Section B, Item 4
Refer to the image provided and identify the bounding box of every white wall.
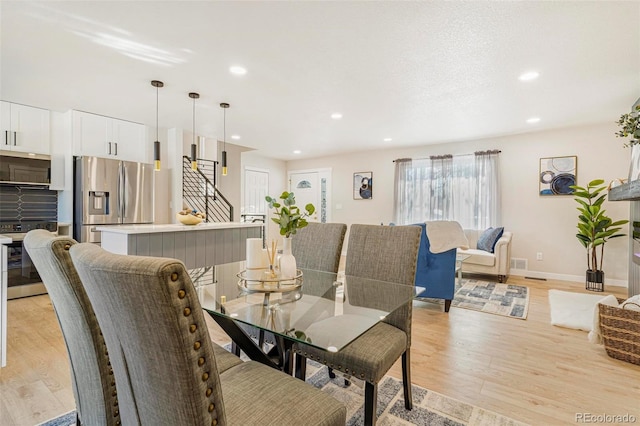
[285,121,631,284]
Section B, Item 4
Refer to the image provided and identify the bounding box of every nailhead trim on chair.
[169,269,220,425]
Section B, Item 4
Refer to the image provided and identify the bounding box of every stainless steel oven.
[0,221,57,299]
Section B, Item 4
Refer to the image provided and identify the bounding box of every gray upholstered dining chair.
[24,230,242,426]
[70,243,346,426]
[235,222,347,354]
[23,230,120,426]
[292,222,347,272]
[293,224,421,426]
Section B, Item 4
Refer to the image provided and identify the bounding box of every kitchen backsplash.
[0,184,57,222]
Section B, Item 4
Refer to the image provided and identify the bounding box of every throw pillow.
[477,227,504,253]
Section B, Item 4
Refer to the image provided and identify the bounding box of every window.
[393,151,501,229]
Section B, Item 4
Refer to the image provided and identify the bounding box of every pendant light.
[151,80,164,171]
[189,92,200,171]
[220,102,229,176]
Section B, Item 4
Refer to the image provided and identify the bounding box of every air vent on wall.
[511,258,528,270]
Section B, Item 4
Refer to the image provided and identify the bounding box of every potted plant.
[615,103,640,147]
[265,191,315,278]
[615,103,640,181]
[570,179,629,291]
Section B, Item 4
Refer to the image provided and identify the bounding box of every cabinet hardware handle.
[108,142,112,155]
[114,142,118,156]
[12,131,17,146]
[3,131,7,145]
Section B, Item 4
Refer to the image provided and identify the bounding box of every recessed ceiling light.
[231,135,240,140]
[293,150,302,154]
[519,71,539,81]
[383,138,392,142]
[229,65,247,75]
[331,113,342,119]
[526,117,541,123]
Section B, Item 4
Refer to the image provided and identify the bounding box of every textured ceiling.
[1,1,639,160]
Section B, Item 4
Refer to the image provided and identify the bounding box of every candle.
[246,238,267,269]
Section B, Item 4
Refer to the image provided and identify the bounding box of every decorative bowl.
[176,213,203,225]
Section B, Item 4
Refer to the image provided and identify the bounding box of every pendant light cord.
[193,96,196,145]
[223,107,226,152]
[155,85,159,141]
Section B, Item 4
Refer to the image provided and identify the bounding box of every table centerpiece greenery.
[265,191,315,237]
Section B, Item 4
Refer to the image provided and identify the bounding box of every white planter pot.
[629,144,640,182]
[278,236,297,279]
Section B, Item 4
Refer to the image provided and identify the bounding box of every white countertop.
[0,235,12,244]
[96,222,262,235]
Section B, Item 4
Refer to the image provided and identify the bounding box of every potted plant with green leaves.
[265,191,315,278]
[615,102,640,181]
[570,179,628,291]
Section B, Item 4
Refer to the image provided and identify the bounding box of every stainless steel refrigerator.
[74,156,154,243]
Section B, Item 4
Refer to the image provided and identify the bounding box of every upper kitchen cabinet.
[72,110,147,163]
[0,101,51,155]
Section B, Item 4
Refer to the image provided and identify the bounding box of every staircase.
[182,156,233,222]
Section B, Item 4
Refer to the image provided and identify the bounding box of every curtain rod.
[393,149,501,162]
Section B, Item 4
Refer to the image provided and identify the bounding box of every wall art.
[539,156,577,196]
[354,172,373,200]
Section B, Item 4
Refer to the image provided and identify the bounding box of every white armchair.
[457,229,513,283]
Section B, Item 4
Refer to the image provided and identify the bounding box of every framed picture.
[353,172,373,200]
[539,156,577,196]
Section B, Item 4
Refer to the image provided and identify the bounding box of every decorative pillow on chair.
[477,227,504,253]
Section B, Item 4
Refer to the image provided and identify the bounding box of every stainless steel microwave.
[0,150,51,185]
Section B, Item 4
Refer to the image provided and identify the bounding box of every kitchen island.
[97,222,263,269]
[1,235,12,367]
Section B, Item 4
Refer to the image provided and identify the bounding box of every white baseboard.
[510,269,628,288]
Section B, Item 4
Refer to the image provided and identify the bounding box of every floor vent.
[511,258,528,270]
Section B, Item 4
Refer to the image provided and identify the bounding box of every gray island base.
[97,223,263,269]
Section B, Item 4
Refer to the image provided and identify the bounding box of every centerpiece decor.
[266,191,315,279]
[615,103,640,181]
[570,179,628,291]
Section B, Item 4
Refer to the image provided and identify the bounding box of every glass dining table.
[192,261,421,376]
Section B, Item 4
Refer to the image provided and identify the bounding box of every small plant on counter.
[615,104,640,147]
[265,191,315,237]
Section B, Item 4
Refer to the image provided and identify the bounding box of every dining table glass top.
[195,261,420,353]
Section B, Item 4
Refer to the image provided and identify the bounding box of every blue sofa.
[412,223,457,312]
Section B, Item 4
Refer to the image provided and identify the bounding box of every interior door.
[289,171,320,222]
[244,168,269,216]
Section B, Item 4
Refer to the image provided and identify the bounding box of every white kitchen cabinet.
[72,110,147,163]
[0,101,51,155]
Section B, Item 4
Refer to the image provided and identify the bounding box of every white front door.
[288,168,331,223]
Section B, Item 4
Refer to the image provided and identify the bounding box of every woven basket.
[598,298,640,365]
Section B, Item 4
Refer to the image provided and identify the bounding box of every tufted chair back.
[23,230,120,426]
[70,243,226,426]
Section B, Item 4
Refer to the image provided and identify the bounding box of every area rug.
[39,360,527,426]
[453,279,529,319]
[419,278,530,319]
[548,289,615,331]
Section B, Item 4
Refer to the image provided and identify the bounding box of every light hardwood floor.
[1,276,639,425]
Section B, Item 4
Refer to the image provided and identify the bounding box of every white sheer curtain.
[474,150,501,229]
[393,158,412,224]
[393,150,501,228]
